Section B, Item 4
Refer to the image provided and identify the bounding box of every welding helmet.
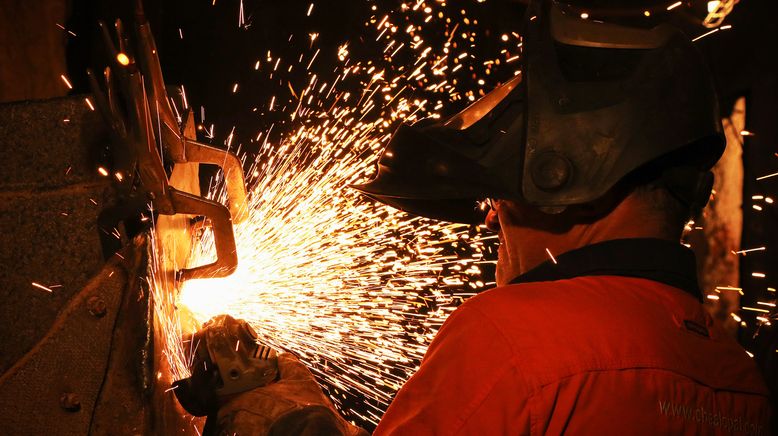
[353,1,724,223]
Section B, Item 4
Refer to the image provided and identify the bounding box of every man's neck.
[499,193,679,281]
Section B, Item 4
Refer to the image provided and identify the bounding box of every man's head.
[354,1,724,283]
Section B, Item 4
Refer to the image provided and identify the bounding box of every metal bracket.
[87,1,247,280]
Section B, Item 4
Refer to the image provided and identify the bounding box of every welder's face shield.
[351,74,526,224]
[353,1,724,224]
[444,76,521,131]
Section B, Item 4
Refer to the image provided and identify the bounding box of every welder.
[204,1,773,434]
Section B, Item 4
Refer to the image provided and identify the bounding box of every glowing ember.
[116,52,130,66]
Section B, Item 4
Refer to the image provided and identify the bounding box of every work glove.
[204,352,368,436]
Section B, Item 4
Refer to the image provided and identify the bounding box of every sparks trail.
[154,1,521,426]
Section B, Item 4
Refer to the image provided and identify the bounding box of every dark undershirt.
[508,238,703,302]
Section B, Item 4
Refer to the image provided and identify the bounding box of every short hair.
[630,184,691,239]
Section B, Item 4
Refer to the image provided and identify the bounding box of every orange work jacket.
[375,238,772,435]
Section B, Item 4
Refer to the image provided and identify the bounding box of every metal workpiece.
[0,95,119,375]
[90,236,156,436]
[87,1,248,281]
[0,238,150,435]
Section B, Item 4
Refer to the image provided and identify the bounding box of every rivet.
[530,152,572,192]
[60,392,81,412]
[87,296,107,318]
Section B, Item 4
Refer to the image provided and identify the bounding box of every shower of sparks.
[150,226,199,383]
[143,0,778,429]
[148,1,519,426]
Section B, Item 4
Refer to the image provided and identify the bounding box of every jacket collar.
[508,238,702,302]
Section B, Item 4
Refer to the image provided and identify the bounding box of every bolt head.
[530,151,572,192]
[60,392,81,412]
[87,296,107,318]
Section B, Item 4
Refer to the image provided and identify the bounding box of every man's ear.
[485,206,501,232]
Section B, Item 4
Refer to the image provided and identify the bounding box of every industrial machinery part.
[172,315,279,417]
[87,0,248,280]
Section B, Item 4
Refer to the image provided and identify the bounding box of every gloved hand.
[204,352,368,436]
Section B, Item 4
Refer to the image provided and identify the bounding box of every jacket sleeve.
[374,304,532,435]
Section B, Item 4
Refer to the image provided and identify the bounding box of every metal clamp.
[88,1,247,280]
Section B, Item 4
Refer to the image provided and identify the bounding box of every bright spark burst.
[149,0,517,426]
